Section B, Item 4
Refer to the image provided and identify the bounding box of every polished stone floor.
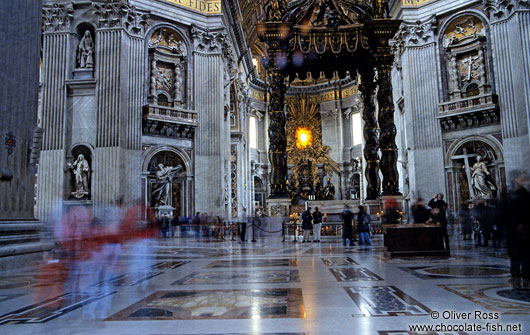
[1,232,529,335]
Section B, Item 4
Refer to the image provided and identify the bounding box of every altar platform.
[383,224,450,257]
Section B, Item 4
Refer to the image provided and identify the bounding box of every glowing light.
[295,127,312,150]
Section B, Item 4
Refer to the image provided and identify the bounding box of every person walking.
[312,207,323,243]
[341,205,354,246]
[357,206,372,245]
[301,207,313,243]
[499,170,530,289]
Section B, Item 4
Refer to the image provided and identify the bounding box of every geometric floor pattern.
[0,230,528,334]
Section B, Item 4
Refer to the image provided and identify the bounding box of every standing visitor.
[240,208,248,242]
[301,206,313,243]
[357,206,372,245]
[341,205,354,246]
[427,207,450,250]
[499,170,530,289]
[458,201,473,240]
[411,198,430,224]
[312,207,323,243]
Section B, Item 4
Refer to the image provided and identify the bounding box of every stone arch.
[142,146,192,176]
[445,135,504,167]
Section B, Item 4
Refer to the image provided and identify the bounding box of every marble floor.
[0,232,529,335]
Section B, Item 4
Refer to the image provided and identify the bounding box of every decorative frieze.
[93,1,149,35]
[483,0,530,21]
[43,3,73,33]
[391,16,437,57]
[191,26,235,70]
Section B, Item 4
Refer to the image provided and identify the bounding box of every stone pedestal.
[384,224,450,257]
[73,68,93,80]
[266,198,291,218]
[155,205,175,218]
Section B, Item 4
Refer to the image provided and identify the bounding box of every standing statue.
[470,155,496,198]
[174,62,185,106]
[323,177,336,200]
[68,154,90,199]
[77,31,94,69]
[152,164,182,206]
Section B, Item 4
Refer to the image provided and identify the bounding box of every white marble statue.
[152,164,182,206]
[68,154,90,198]
[471,155,496,198]
[77,31,94,68]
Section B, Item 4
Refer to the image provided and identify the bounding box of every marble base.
[155,205,175,218]
[72,68,93,80]
[266,198,291,218]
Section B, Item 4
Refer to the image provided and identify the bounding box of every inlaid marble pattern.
[304,247,384,255]
[400,265,510,279]
[206,259,298,268]
[172,270,300,285]
[106,289,306,320]
[329,268,383,282]
[0,291,115,324]
[377,255,476,264]
[321,257,359,266]
[345,286,432,317]
[440,284,530,314]
[92,271,164,287]
[152,260,191,269]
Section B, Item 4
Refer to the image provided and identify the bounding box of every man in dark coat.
[499,170,530,289]
[412,198,430,224]
[301,207,313,243]
[312,207,323,243]
[427,207,449,250]
[357,206,372,245]
[428,193,448,226]
[341,205,354,246]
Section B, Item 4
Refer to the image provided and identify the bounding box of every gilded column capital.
[483,0,530,21]
[43,3,74,33]
[93,1,149,35]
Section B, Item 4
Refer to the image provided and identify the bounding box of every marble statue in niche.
[77,31,94,68]
[68,154,90,199]
[323,177,336,200]
[174,62,185,106]
[470,155,496,199]
[153,63,173,91]
[153,164,182,207]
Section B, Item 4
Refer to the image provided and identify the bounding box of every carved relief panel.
[442,16,491,101]
[148,28,187,108]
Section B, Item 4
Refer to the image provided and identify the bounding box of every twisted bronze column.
[360,67,381,200]
[267,66,288,198]
[377,62,401,195]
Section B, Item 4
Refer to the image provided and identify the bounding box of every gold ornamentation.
[295,127,312,150]
[286,94,339,190]
[163,0,221,15]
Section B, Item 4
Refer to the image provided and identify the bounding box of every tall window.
[249,116,258,149]
[352,113,362,146]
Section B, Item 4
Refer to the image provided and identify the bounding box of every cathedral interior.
[0,0,530,334]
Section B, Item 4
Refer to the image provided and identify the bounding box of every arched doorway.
[144,149,191,217]
[253,176,265,209]
[445,136,505,211]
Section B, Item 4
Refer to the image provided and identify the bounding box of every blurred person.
[312,207,323,243]
[458,201,474,240]
[179,214,190,237]
[357,205,372,246]
[428,193,448,226]
[341,205,354,246]
[473,198,494,247]
[240,208,248,242]
[301,206,313,243]
[499,170,530,289]
[381,198,400,225]
[200,212,209,237]
[33,249,68,311]
[191,212,201,239]
[427,206,449,250]
[159,213,170,238]
[411,198,430,224]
